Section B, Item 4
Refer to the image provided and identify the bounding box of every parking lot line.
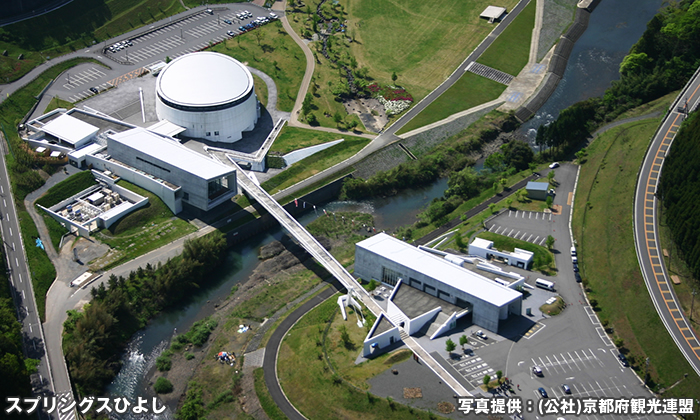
[526,234,533,242]
[538,237,546,245]
[508,228,514,237]
[566,351,581,370]
[545,355,560,374]
[515,230,520,238]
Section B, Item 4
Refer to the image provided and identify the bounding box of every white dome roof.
[156,52,253,108]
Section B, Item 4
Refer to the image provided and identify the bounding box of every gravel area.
[537,0,578,62]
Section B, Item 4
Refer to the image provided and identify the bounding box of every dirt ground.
[343,98,388,133]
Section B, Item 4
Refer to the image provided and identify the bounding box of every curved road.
[633,65,700,378]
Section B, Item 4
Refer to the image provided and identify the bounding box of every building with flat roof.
[86,127,237,214]
[468,237,534,269]
[155,52,259,142]
[480,6,507,22]
[355,233,522,333]
[526,181,549,200]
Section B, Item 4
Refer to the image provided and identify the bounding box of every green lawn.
[43,96,74,114]
[476,0,536,76]
[278,297,449,419]
[262,137,370,195]
[254,368,287,420]
[209,20,305,112]
[477,231,554,272]
[35,171,96,208]
[572,118,700,399]
[0,0,183,81]
[90,181,197,270]
[271,126,364,155]
[397,72,507,135]
[253,74,269,109]
[18,209,56,321]
[41,211,68,251]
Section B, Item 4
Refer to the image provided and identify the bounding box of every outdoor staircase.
[466,62,514,85]
[426,312,451,338]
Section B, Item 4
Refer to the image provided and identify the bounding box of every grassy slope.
[397,71,507,134]
[271,125,364,155]
[476,0,536,76]
[0,0,183,81]
[252,74,268,108]
[573,118,700,398]
[35,171,96,208]
[347,0,519,101]
[209,20,305,112]
[477,231,554,271]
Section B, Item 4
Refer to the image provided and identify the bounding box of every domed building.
[155,51,259,142]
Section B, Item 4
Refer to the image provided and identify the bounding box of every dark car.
[618,353,629,367]
[223,19,232,24]
[574,272,582,283]
[538,387,548,398]
[89,87,99,94]
[561,384,571,394]
[573,263,579,272]
[239,26,246,31]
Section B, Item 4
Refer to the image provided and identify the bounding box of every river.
[106,0,665,417]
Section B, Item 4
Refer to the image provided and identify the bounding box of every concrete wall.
[156,93,259,143]
[408,306,441,336]
[355,245,505,332]
[87,154,182,214]
[429,311,458,340]
[363,314,401,358]
[468,242,533,269]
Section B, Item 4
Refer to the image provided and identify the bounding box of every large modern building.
[355,233,523,334]
[86,127,237,214]
[155,52,259,143]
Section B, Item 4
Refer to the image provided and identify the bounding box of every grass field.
[90,181,196,270]
[346,0,519,101]
[396,72,507,135]
[18,208,56,321]
[43,96,74,114]
[0,0,184,81]
[253,74,268,108]
[477,231,554,272]
[261,137,370,194]
[572,118,700,399]
[271,125,362,155]
[476,0,536,76]
[209,20,305,112]
[278,297,449,419]
[41,211,68,251]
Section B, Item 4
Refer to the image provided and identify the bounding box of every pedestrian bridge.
[233,165,383,315]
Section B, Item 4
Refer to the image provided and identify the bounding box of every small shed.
[480,6,507,23]
[526,181,549,201]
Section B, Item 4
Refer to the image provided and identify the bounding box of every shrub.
[154,377,173,394]
[156,356,171,371]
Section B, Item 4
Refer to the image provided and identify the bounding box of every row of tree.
[63,232,228,396]
[659,111,700,281]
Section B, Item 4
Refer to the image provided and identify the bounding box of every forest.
[63,232,228,396]
[659,111,700,281]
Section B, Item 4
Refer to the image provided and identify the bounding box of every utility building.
[526,181,549,200]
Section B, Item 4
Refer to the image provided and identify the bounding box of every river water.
[106,1,666,417]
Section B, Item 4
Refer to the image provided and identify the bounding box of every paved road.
[633,65,700,378]
[0,138,75,419]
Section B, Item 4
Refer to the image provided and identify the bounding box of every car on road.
[223,19,232,24]
[532,366,543,376]
[573,263,579,272]
[227,30,235,36]
[618,353,629,367]
[572,255,578,264]
[475,330,487,340]
[549,162,560,169]
[574,272,582,282]
[89,87,99,94]
[561,384,571,394]
[538,387,548,398]
[205,8,213,14]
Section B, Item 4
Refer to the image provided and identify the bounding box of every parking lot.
[486,209,556,246]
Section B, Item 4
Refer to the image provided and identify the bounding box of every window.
[136,157,170,173]
[183,192,189,201]
[214,131,219,136]
[381,267,402,286]
[206,132,211,136]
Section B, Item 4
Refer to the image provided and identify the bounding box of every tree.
[547,171,555,184]
[506,198,513,209]
[392,71,398,82]
[501,140,534,171]
[489,203,497,214]
[165,56,171,63]
[302,93,313,115]
[484,152,506,173]
[483,374,491,386]
[454,232,465,251]
[254,30,266,46]
[339,325,352,349]
[546,195,553,209]
[496,370,503,382]
[459,334,468,349]
[445,338,456,355]
[333,111,343,127]
[493,181,500,194]
[447,167,479,198]
[546,235,555,250]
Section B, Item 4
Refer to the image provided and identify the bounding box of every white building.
[468,237,534,269]
[155,52,259,143]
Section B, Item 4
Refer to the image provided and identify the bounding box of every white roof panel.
[357,233,521,307]
[156,52,253,107]
[68,142,107,159]
[481,6,507,19]
[147,120,187,137]
[42,113,98,145]
[109,127,235,180]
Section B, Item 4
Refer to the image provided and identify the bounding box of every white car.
[549,162,560,169]
[475,330,488,340]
